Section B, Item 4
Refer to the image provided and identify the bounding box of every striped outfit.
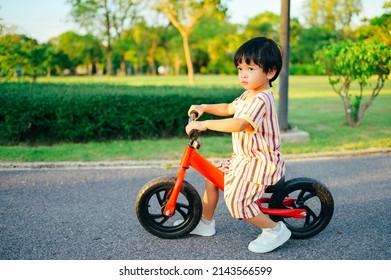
[218,90,285,219]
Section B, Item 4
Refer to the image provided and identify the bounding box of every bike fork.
[162,143,195,217]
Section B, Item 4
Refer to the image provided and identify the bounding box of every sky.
[0,0,387,43]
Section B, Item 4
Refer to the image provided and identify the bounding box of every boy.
[185,37,291,253]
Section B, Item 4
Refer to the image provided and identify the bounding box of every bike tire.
[269,177,334,239]
[135,176,202,239]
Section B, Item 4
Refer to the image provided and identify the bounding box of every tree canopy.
[1,0,390,82]
[315,40,391,126]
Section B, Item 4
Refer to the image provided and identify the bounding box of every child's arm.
[188,102,235,118]
[186,117,252,135]
[186,102,252,135]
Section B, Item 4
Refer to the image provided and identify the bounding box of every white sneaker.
[248,221,291,253]
[174,218,216,237]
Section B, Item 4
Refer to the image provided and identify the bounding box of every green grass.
[1,75,390,162]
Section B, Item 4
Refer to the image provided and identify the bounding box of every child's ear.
[267,67,277,80]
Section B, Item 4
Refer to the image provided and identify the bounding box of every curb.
[0,148,390,170]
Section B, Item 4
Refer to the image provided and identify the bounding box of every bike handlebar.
[188,110,199,140]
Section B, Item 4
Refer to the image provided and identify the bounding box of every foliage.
[67,0,143,75]
[355,3,391,46]
[0,34,47,81]
[49,31,103,75]
[314,40,391,126]
[244,11,280,42]
[289,64,323,75]
[290,26,339,65]
[2,0,390,81]
[159,0,228,84]
[0,82,239,145]
[192,12,239,75]
[1,76,390,161]
[303,0,362,31]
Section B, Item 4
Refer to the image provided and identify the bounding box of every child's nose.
[240,71,248,78]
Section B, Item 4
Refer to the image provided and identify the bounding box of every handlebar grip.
[189,129,199,140]
[190,110,198,119]
[188,110,199,123]
[188,110,199,140]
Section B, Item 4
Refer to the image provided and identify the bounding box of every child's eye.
[249,67,254,71]
[237,67,242,71]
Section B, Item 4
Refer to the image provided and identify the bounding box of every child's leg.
[246,212,291,253]
[245,212,276,229]
[182,179,218,237]
[201,179,219,221]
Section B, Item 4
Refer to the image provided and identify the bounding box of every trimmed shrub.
[0,82,240,145]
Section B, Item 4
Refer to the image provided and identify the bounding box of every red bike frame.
[163,140,307,219]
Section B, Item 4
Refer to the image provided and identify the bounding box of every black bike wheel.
[135,176,202,239]
[269,177,334,239]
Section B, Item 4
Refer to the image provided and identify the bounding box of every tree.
[67,0,143,75]
[245,11,280,42]
[49,32,103,75]
[303,0,362,33]
[115,20,166,75]
[40,43,72,76]
[191,5,237,75]
[0,34,46,82]
[355,2,391,46]
[290,26,338,67]
[159,0,227,84]
[314,40,391,126]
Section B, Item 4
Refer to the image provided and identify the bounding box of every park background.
[0,0,390,162]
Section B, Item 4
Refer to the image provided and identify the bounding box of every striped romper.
[218,90,285,220]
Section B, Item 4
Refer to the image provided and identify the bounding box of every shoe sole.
[174,220,216,237]
[190,230,216,237]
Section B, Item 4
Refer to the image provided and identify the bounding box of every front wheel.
[269,177,334,239]
[135,176,202,239]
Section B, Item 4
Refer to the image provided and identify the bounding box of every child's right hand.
[188,105,204,119]
[186,121,207,135]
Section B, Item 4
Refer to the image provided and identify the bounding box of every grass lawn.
[1,75,390,162]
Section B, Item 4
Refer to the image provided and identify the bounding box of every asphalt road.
[0,154,390,260]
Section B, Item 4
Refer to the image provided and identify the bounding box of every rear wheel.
[269,177,334,239]
[135,176,202,239]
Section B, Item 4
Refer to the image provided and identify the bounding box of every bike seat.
[265,176,285,193]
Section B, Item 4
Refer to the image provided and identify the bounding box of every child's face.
[236,60,276,92]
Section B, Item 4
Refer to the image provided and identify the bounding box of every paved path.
[1,153,390,260]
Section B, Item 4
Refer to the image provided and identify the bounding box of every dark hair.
[234,37,282,87]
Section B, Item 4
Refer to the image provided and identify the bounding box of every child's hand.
[186,121,207,135]
[188,105,204,119]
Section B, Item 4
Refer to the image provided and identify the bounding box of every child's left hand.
[186,121,207,135]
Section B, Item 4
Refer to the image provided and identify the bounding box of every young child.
[185,37,291,253]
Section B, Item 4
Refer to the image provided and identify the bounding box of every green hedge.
[290,64,324,75]
[0,82,240,145]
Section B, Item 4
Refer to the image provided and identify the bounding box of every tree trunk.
[356,96,376,126]
[92,62,97,75]
[182,33,194,84]
[340,95,358,126]
[147,40,158,75]
[174,54,181,75]
[119,49,126,76]
[103,0,113,75]
[106,53,113,76]
[160,0,194,84]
